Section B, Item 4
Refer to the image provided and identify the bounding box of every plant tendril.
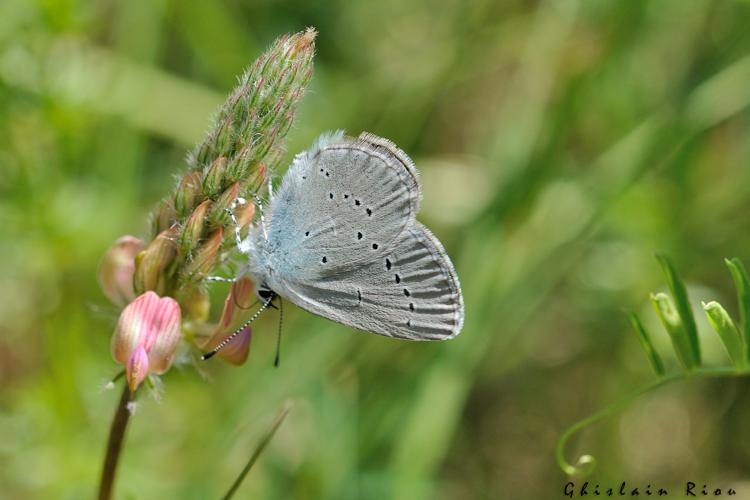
[556,367,747,476]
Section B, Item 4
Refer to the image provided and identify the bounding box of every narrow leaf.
[725,257,750,363]
[628,312,665,377]
[702,301,745,369]
[650,293,696,370]
[656,254,701,366]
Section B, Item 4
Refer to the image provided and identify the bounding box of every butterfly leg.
[205,276,236,283]
[267,175,274,202]
[224,198,246,249]
[252,193,269,242]
[202,199,247,284]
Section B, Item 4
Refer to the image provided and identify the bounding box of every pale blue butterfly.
[204,131,464,359]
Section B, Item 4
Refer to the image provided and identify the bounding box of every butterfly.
[203,131,463,359]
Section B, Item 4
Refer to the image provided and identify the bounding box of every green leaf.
[628,312,665,377]
[650,293,696,370]
[725,257,750,363]
[702,301,745,369]
[656,254,701,367]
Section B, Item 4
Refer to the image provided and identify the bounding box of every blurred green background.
[3,0,750,498]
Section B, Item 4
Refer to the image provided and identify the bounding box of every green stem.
[222,401,293,500]
[98,384,132,500]
[556,367,747,476]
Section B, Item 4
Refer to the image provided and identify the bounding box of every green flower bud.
[209,183,240,227]
[179,200,212,255]
[174,171,202,217]
[133,228,178,294]
[202,156,227,199]
[190,28,316,185]
[183,228,223,281]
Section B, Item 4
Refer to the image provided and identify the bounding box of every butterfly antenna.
[201,296,274,361]
[274,297,283,367]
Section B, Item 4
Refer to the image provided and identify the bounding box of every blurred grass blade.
[702,301,745,370]
[650,293,696,371]
[655,254,701,367]
[628,312,665,377]
[222,401,292,500]
[725,257,750,364]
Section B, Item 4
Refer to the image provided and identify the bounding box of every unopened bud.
[210,183,240,227]
[99,236,145,307]
[133,228,178,294]
[202,156,227,198]
[174,171,202,217]
[181,287,210,322]
[152,200,177,237]
[179,200,211,254]
[183,228,223,280]
[211,325,252,366]
[236,199,256,228]
[202,277,255,366]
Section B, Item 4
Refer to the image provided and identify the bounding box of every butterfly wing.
[257,131,464,340]
[262,131,421,274]
[271,222,464,340]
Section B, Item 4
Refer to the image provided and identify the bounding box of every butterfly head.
[257,281,277,302]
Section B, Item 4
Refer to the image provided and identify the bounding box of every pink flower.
[98,236,145,307]
[112,291,182,391]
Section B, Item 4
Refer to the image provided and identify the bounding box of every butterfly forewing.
[264,133,420,274]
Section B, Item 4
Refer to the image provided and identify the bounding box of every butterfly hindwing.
[270,222,464,340]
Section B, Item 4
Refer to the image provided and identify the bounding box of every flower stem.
[556,366,749,476]
[98,384,132,500]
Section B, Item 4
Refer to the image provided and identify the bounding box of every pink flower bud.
[212,324,252,366]
[98,236,145,307]
[204,277,255,365]
[133,228,178,294]
[112,291,182,391]
[219,277,255,331]
[236,200,256,229]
